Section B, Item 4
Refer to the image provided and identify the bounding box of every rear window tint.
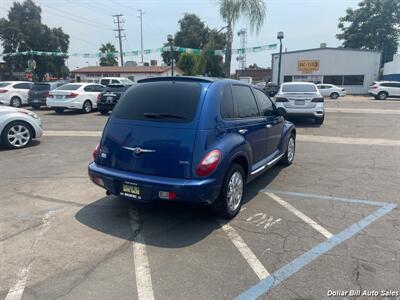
[113,82,202,123]
[282,84,317,93]
[56,84,81,91]
[105,85,130,92]
[0,82,11,88]
[232,85,260,118]
[32,84,51,91]
[220,85,234,119]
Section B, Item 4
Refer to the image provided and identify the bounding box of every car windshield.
[282,84,317,93]
[120,78,133,84]
[113,81,202,123]
[55,84,81,91]
[0,82,11,87]
[31,83,51,91]
[105,85,130,92]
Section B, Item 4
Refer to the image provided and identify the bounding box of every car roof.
[282,82,316,85]
[137,76,218,84]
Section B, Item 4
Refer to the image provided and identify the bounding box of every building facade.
[383,54,400,81]
[271,47,381,94]
[70,66,183,83]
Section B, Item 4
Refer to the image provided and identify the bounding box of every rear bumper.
[276,103,324,117]
[28,98,47,106]
[97,102,116,111]
[88,162,221,204]
[47,98,84,110]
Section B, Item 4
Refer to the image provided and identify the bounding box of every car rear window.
[113,81,202,123]
[56,84,81,91]
[105,85,130,92]
[32,83,51,91]
[282,84,317,93]
[0,82,11,88]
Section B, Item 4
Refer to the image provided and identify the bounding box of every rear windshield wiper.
[143,113,187,119]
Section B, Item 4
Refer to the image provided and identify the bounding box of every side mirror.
[275,107,287,118]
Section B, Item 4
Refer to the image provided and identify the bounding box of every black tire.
[378,92,388,100]
[10,96,22,108]
[99,110,109,115]
[315,115,324,125]
[330,92,339,99]
[374,96,379,100]
[54,108,64,114]
[1,121,33,149]
[82,100,92,113]
[212,163,245,219]
[280,133,295,166]
[31,105,41,110]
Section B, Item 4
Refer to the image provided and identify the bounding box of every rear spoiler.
[137,76,216,84]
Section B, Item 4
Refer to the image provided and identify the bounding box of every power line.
[137,9,144,64]
[113,14,125,66]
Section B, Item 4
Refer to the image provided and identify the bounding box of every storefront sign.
[298,60,319,73]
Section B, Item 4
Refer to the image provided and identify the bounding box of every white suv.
[0,81,33,107]
[99,77,134,86]
[316,84,346,99]
[368,81,400,100]
[275,82,325,124]
[46,83,105,114]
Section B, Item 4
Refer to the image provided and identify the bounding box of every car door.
[253,88,284,158]
[230,84,268,168]
[318,85,328,97]
[13,82,32,103]
[390,83,400,96]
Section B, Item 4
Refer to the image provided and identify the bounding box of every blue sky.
[0,0,360,71]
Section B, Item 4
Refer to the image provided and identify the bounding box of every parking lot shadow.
[75,165,282,248]
[0,140,41,151]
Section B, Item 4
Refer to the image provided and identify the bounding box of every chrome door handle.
[238,129,248,135]
[265,124,272,128]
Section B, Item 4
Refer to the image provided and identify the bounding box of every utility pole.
[113,14,125,66]
[137,9,144,64]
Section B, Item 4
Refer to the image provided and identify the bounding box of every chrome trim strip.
[250,165,266,175]
[267,153,284,166]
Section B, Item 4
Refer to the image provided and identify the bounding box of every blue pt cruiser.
[89,77,296,219]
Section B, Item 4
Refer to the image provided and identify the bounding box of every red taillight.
[311,97,324,102]
[275,97,289,102]
[370,86,378,89]
[44,91,50,97]
[48,93,54,98]
[93,143,100,160]
[91,176,104,187]
[66,92,78,98]
[0,89,8,93]
[196,150,221,177]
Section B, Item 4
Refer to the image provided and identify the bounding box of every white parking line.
[219,221,270,280]
[297,135,400,147]
[5,210,56,300]
[129,208,154,300]
[264,192,333,239]
[326,108,400,115]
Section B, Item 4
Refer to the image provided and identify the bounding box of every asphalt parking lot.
[0,96,399,300]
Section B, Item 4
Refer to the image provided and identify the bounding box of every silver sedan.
[0,106,43,149]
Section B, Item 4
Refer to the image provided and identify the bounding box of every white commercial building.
[272,47,381,94]
[70,66,183,83]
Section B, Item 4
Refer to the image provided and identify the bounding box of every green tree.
[218,0,266,77]
[177,52,199,75]
[99,43,118,66]
[161,13,226,75]
[194,35,224,77]
[0,0,70,80]
[337,0,400,64]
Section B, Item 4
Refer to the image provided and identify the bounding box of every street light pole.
[277,31,284,86]
[167,34,174,77]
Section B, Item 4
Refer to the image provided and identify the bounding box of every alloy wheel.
[226,171,243,211]
[287,137,295,162]
[7,124,31,148]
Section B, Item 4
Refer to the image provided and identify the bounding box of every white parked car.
[0,106,43,149]
[368,81,400,100]
[46,83,105,114]
[275,82,325,124]
[99,77,134,86]
[0,81,34,107]
[316,84,346,99]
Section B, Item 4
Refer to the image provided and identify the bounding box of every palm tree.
[99,43,118,66]
[218,0,266,77]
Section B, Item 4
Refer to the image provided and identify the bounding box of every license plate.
[56,95,63,99]
[120,182,142,199]
[33,99,40,103]
[295,100,305,105]
[107,96,113,101]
